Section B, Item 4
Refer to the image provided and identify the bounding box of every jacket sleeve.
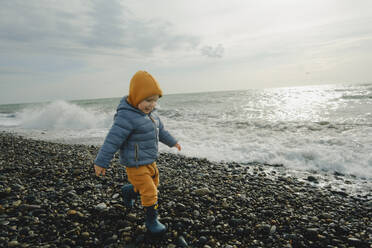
[94,112,133,168]
[158,118,177,147]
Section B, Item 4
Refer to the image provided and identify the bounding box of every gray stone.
[95,203,107,210]
[194,188,210,196]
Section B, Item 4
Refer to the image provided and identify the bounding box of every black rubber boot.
[121,184,138,209]
[145,203,166,234]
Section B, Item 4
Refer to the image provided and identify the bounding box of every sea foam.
[1,84,371,180]
[17,100,112,130]
[160,115,372,179]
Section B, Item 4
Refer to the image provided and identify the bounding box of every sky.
[1,0,372,104]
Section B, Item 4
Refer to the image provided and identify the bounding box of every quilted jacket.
[94,97,177,168]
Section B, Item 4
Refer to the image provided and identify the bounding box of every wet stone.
[177,236,188,247]
[194,188,210,196]
[127,213,137,222]
[8,240,19,247]
[95,202,107,210]
[193,210,200,217]
[199,236,208,245]
[67,210,77,215]
[347,237,362,246]
[305,228,319,240]
[307,176,318,183]
[1,221,10,226]
[81,232,90,239]
[0,133,371,248]
[260,224,271,235]
[270,225,277,235]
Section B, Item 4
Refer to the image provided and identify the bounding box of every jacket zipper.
[149,115,158,141]
[135,144,139,162]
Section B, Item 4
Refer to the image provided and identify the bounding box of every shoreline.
[0,132,371,247]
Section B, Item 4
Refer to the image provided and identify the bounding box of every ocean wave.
[157,109,183,118]
[0,113,16,118]
[211,120,369,133]
[0,113,19,127]
[161,123,372,179]
[341,94,372,100]
[17,100,112,130]
[2,84,371,179]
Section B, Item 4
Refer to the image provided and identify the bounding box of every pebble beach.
[0,132,371,247]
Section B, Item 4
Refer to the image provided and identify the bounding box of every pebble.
[95,202,107,210]
[270,225,277,234]
[199,235,208,245]
[81,232,90,239]
[0,133,371,248]
[193,210,200,217]
[194,188,210,196]
[67,210,77,215]
[348,237,362,245]
[305,228,319,240]
[127,213,137,222]
[8,240,19,247]
[307,176,318,183]
[12,200,22,207]
[177,236,188,247]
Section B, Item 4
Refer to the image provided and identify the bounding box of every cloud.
[85,0,201,54]
[0,1,87,42]
[201,44,224,58]
[0,0,200,56]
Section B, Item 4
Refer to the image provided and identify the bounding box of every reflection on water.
[159,84,372,130]
[261,86,336,123]
[1,83,371,179]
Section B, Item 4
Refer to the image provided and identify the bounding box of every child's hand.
[94,164,106,177]
[174,143,181,151]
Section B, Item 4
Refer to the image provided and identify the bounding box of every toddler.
[94,70,181,234]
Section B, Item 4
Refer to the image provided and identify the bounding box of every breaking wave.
[17,100,112,130]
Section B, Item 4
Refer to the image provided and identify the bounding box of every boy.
[94,70,181,234]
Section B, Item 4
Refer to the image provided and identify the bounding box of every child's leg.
[127,162,165,234]
[150,162,159,188]
[121,184,138,208]
[126,162,159,207]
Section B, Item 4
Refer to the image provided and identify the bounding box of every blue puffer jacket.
[94,97,177,168]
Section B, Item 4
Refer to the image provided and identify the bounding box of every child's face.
[137,95,159,114]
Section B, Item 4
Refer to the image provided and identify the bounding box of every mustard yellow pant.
[126,162,159,207]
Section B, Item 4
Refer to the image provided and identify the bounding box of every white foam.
[17,100,113,130]
[2,85,371,181]
[0,113,20,127]
[160,117,372,179]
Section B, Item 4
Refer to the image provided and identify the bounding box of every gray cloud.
[85,0,200,53]
[84,0,128,48]
[0,0,200,56]
[201,44,224,58]
[0,1,85,44]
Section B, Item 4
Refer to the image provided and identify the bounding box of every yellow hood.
[127,71,163,107]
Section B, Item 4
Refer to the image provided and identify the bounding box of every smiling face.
[137,95,159,114]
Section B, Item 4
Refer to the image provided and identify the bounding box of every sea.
[1,83,371,198]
